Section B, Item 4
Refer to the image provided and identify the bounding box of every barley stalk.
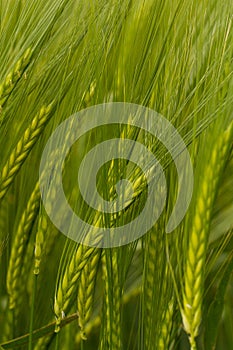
[0,48,32,109]
[181,121,233,349]
[77,248,101,340]
[0,196,9,258]
[0,198,8,239]
[6,182,40,309]
[0,102,54,201]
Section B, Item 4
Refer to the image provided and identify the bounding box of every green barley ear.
[0,102,54,201]
[54,211,103,332]
[54,244,97,332]
[33,144,71,277]
[77,249,101,339]
[0,48,32,110]
[6,182,40,309]
[181,120,233,349]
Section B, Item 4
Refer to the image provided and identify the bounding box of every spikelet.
[181,121,233,349]
[33,211,48,275]
[33,334,53,350]
[77,249,101,340]
[82,80,96,107]
[0,48,32,109]
[157,298,174,350]
[0,103,54,200]
[6,182,40,309]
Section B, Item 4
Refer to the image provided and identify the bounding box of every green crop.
[0,1,232,349]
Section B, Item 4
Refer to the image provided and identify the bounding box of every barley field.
[0,1,233,349]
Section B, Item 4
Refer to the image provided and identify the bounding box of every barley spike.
[6,182,40,309]
[0,102,54,200]
[0,48,32,108]
[77,248,101,340]
[181,121,233,349]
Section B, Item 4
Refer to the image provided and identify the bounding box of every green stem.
[189,335,197,350]
[55,332,59,350]
[28,274,37,350]
[0,313,79,349]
